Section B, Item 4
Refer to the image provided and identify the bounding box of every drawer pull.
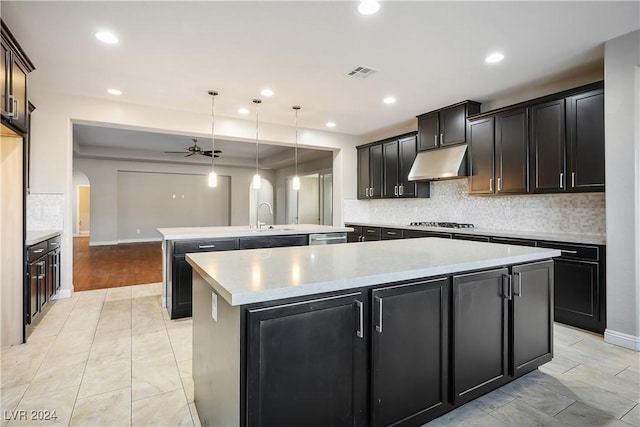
[198,244,216,249]
[561,250,578,255]
[33,249,45,254]
[50,242,59,247]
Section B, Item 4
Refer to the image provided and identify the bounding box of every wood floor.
[73,236,162,291]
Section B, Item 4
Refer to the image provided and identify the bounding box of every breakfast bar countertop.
[187,237,561,306]
[157,224,352,240]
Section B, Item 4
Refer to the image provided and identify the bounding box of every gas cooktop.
[409,222,475,229]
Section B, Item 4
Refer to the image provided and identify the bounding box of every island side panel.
[193,271,241,427]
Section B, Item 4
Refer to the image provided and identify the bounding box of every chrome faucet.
[257,201,273,229]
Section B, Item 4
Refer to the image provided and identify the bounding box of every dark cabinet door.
[238,234,307,249]
[370,144,383,198]
[467,117,495,194]
[511,261,553,378]
[398,136,418,197]
[417,112,439,151]
[440,104,466,147]
[567,89,605,192]
[495,108,528,194]
[357,147,370,199]
[47,252,56,299]
[452,268,508,405]
[172,255,193,319]
[530,99,566,193]
[0,41,7,116]
[554,258,601,332]
[247,292,367,427]
[371,278,450,427]
[27,260,40,323]
[9,55,28,131]
[382,141,399,198]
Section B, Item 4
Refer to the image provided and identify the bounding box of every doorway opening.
[286,170,332,225]
[78,185,90,236]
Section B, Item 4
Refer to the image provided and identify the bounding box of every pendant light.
[252,99,262,189]
[292,105,301,191]
[207,90,218,187]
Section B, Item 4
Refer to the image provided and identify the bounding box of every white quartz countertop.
[157,224,352,240]
[348,222,606,245]
[187,238,561,306]
[26,230,62,246]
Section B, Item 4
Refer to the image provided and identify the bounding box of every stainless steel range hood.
[407,144,468,181]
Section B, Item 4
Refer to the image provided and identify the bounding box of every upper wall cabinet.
[417,101,481,152]
[358,133,429,200]
[1,20,35,134]
[530,84,604,193]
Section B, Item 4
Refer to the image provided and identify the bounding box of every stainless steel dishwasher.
[308,233,348,245]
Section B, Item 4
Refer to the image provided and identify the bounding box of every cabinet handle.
[198,244,216,249]
[394,185,398,196]
[489,178,494,192]
[399,184,404,196]
[7,95,15,117]
[561,250,578,255]
[497,177,502,191]
[434,135,438,146]
[502,274,512,300]
[571,172,576,188]
[514,272,522,297]
[386,232,396,235]
[33,248,44,254]
[13,98,18,120]
[440,133,444,145]
[370,187,373,197]
[365,187,369,197]
[375,296,383,333]
[356,300,363,339]
[559,173,564,189]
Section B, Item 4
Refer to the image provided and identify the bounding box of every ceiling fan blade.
[185,153,195,157]
[214,154,220,158]
[164,151,187,154]
[213,150,222,153]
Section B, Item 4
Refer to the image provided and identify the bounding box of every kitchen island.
[187,237,561,427]
[157,224,352,318]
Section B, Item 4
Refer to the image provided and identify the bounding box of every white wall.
[71,169,89,236]
[604,30,640,350]
[274,156,333,224]
[74,157,274,245]
[28,92,362,295]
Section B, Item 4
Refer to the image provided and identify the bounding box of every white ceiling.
[2,1,638,138]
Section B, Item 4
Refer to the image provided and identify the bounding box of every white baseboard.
[54,289,72,299]
[604,328,640,351]
[89,240,118,247]
[117,237,162,244]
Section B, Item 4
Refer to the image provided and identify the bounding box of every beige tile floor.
[1,283,639,427]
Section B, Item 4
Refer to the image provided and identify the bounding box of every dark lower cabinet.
[452,268,509,405]
[453,261,553,404]
[25,236,60,326]
[238,234,307,249]
[371,278,450,427]
[246,292,367,427]
[554,258,601,332]
[511,261,553,377]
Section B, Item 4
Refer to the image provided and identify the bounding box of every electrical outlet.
[211,292,218,322]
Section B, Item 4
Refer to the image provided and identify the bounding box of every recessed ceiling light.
[107,88,122,95]
[326,122,336,128]
[95,31,119,44]
[238,107,250,115]
[383,96,396,104]
[358,0,380,15]
[485,53,505,64]
[260,88,274,97]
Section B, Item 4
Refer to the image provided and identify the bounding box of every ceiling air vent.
[347,65,378,79]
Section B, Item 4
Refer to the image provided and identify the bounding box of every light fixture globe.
[358,0,380,15]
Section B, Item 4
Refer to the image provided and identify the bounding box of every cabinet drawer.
[490,237,537,247]
[27,241,48,261]
[48,235,61,251]
[238,235,307,250]
[174,238,237,254]
[363,227,382,239]
[381,228,403,240]
[345,224,362,235]
[538,241,599,261]
[452,234,490,242]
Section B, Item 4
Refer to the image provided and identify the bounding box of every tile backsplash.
[344,179,605,235]
[27,193,65,230]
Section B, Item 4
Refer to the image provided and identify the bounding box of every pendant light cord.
[253,99,262,175]
[209,91,217,172]
[294,106,299,179]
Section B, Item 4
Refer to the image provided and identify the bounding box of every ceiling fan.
[164,138,221,158]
